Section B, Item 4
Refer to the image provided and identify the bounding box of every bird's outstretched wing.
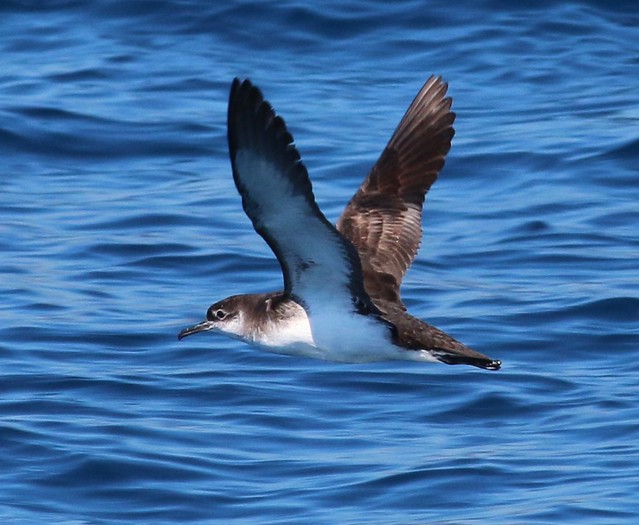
[227,78,379,318]
[337,76,455,309]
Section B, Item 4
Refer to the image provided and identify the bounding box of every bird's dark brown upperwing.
[336,76,455,309]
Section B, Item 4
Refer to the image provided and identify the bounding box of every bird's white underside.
[212,295,439,364]
[235,151,358,314]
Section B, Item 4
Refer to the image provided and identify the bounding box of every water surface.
[1,1,638,523]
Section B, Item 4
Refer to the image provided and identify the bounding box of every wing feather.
[227,78,378,317]
[337,76,456,309]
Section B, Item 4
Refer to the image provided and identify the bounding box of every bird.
[178,76,501,371]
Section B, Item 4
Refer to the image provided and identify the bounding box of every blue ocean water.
[1,0,638,523]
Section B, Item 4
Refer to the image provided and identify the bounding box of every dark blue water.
[2,1,638,523]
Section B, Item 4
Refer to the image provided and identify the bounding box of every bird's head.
[178,295,248,341]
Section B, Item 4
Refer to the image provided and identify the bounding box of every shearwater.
[178,76,501,371]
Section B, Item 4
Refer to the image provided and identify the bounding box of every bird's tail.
[432,349,502,370]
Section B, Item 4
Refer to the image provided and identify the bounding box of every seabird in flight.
[178,76,501,371]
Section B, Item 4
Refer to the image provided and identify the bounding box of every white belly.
[252,302,406,363]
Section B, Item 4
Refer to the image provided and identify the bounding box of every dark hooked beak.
[177,320,215,340]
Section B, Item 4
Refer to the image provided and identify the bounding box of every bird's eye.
[207,307,228,321]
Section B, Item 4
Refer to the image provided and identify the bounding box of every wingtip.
[229,77,246,100]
